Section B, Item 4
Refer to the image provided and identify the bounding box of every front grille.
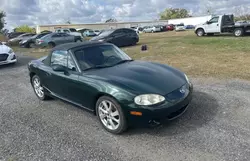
[0,54,8,62]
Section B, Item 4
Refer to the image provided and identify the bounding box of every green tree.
[160,8,191,20]
[235,14,250,21]
[0,11,6,30]
[14,25,35,33]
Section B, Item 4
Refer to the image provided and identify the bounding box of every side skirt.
[43,86,94,113]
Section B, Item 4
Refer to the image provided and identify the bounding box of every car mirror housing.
[52,64,66,72]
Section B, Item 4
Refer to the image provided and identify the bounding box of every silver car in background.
[143,26,161,33]
[35,33,82,48]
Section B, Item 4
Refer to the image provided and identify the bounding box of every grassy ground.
[4,31,250,80]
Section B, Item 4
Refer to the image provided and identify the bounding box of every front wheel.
[75,39,82,42]
[196,29,205,37]
[32,75,49,100]
[234,28,244,37]
[96,96,128,134]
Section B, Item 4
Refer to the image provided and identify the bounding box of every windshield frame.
[71,44,132,72]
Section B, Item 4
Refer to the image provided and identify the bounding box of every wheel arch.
[93,92,120,115]
[195,27,205,33]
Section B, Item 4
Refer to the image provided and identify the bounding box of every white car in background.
[0,41,17,65]
[175,24,186,31]
[143,26,161,33]
[55,28,83,37]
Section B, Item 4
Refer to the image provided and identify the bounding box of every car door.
[45,50,82,103]
[62,33,75,43]
[110,29,124,47]
[51,33,65,45]
[205,16,220,33]
[122,29,135,46]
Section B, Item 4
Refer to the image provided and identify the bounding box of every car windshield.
[98,30,113,37]
[73,44,132,71]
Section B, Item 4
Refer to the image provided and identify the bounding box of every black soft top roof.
[52,41,107,51]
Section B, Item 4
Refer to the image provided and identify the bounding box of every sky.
[1,0,250,29]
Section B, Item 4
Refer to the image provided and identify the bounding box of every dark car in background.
[28,42,193,134]
[8,33,36,45]
[185,25,195,29]
[36,33,82,48]
[90,28,139,47]
[19,32,52,48]
[7,32,26,39]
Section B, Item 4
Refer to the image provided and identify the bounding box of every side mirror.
[52,64,66,72]
[206,21,211,24]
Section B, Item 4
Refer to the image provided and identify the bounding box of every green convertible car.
[28,42,193,134]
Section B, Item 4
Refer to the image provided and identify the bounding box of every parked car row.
[130,24,195,33]
[5,27,139,49]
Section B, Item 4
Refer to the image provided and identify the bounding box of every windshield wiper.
[83,65,111,71]
[113,59,133,66]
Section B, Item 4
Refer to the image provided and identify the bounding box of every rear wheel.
[28,42,35,48]
[96,96,128,134]
[196,29,205,37]
[75,39,82,42]
[234,28,244,37]
[48,42,55,48]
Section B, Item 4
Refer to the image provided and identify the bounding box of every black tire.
[75,39,82,42]
[48,42,55,48]
[234,28,244,37]
[31,75,50,100]
[196,29,205,37]
[96,96,128,134]
[207,33,214,36]
[29,42,35,48]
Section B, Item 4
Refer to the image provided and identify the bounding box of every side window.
[52,34,61,38]
[51,50,77,71]
[63,30,70,33]
[113,30,122,36]
[51,50,67,67]
[209,17,219,23]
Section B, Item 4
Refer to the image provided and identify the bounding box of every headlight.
[8,49,14,54]
[134,94,165,106]
[98,39,105,42]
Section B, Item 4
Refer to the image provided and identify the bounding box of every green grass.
[11,31,250,80]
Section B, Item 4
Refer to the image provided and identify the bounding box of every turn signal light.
[130,111,142,116]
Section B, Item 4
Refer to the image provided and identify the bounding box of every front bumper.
[0,53,17,65]
[126,83,193,127]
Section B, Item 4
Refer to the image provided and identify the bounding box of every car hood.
[0,44,10,53]
[85,61,187,95]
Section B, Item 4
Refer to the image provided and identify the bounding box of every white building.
[168,15,213,25]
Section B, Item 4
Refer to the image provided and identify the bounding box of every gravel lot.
[0,56,250,161]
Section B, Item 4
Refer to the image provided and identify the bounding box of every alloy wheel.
[98,100,120,131]
[33,77,44,98]
[235,30,242,37]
